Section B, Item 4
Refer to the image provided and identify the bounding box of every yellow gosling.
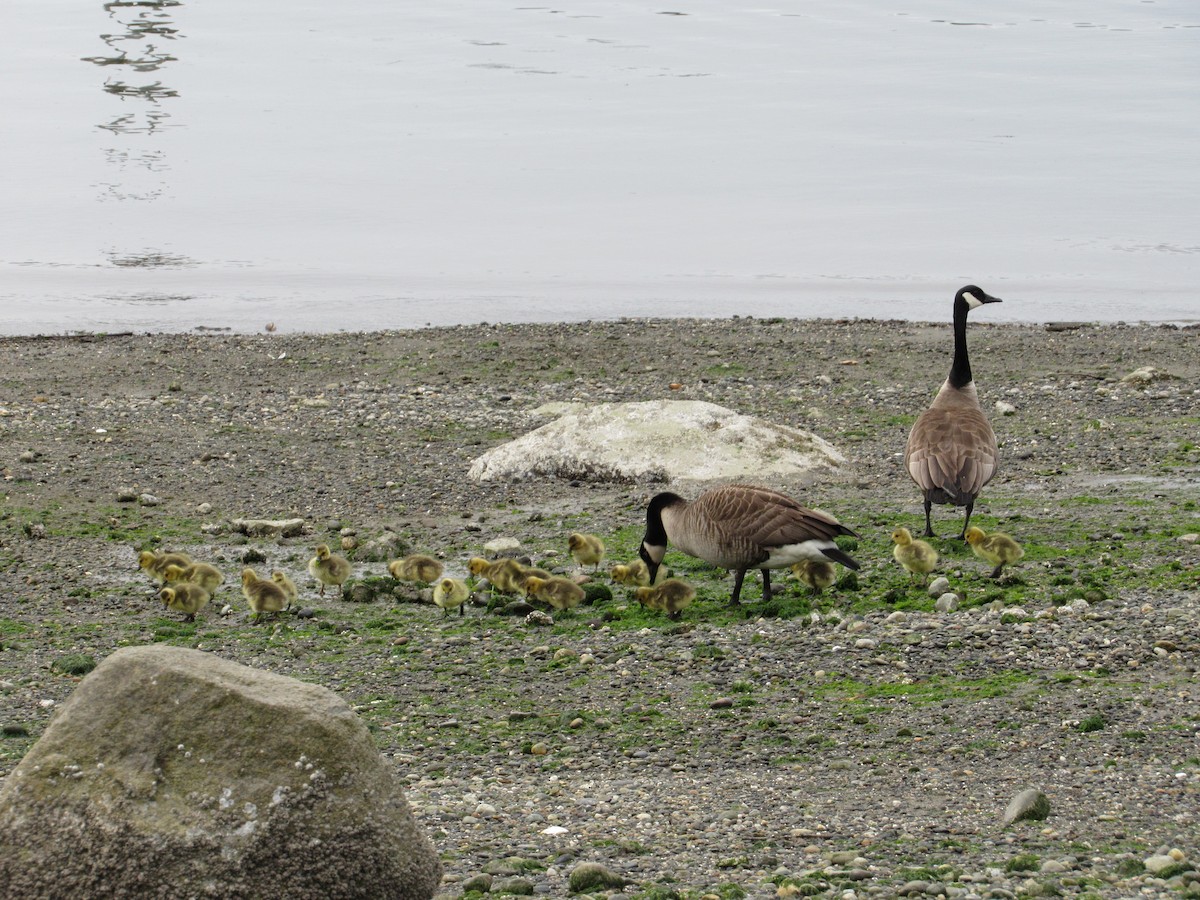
[159,583,210,622]
[965,526,1024,578]
[387,554,444,585]
[271,570,299,608]
[523,575,585,612]
[308,544,351,597]
[891,527,939,584]
[567,532,605,571]
[163,561,224,594]
[634,578,695,620]
[468,557,526,594]
[790,559,837,595]
[241,568,288,621]
[137,549,193,585]
[432,577,471,617]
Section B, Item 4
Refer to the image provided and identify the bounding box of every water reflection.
[83,0,188,287]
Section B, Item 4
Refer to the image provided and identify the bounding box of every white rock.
[483,537,522,556]
[542,825,569,835]
[1144,854,1180,874]
[994,400,1017,416]
[468,400,848,485]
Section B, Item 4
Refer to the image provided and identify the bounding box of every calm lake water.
[2,1,1198,334]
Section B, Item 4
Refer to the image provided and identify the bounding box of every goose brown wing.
[905,406,998,503]
[692,484,852,556]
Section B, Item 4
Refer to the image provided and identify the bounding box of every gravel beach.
[1,317,1198,899]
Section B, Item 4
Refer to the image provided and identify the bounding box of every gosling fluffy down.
[163,561,224,594]
[891,527,939,584]
[308,544,352,597]
[271,570,299,608]
[634,578,696,620]
[468,557,526,594]
[159,583,210,622]
[567,532,605,571]
[388,554,444,585]
[241,567,288,621]
[964,526,1024,578]
[522,575,585,612]
[137,549,194,585]
[432,577,471,617]
[789,559,837,595]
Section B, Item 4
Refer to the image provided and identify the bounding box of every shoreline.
[1,318,1197,897]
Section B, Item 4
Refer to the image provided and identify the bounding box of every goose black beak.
[982,294,1003,304]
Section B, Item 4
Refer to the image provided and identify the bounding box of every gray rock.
[0,645,442,899]
[468,399,847,485]
[935,592,960,613]
[928,576,951,597]
[1145,854,1182,875]
[231,517,307,538]
[138,493,161,506]
[1003,788,1051,826]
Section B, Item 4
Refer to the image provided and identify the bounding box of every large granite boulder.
[468,399,847,485]
[0,645,442,899]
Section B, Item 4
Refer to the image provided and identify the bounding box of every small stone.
[529,742,549,756]
[994,400,1017,415]
[473,803,496,817]
[1176,533,1200,545]
[483,537,522,555]
[491,876,534,895]
[195,502,213,515]
[138,493,161,507]
[710,697,734,709]
[885,611,907,624]
[1003,788,1050,826]
[928,576,951,597]
[854,638,877,650]
[935,593,959,613]
[18,451,37,463]
[115,488,138,503]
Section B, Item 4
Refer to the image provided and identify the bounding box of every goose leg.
[959,501,975,541]
[760,568,773,602]
[991,563,1003,579]
[729,569,746,605]
[923,498,935,537]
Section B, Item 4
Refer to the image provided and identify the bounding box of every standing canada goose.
[639,483,860,604]
[388,554,444,585]
[964,526,1024,578]
[789,559,837,595]
[523,575,585,612]
[271,570,299,609]
[432,577,471,617]
[163,561,224,595]
[241,567,288,621]
[159,583,210,622]
[905,284,1002,539]
[635,578,695,620]
[891,526,939,584]
[567,532,605,571]
[308,544,351,597]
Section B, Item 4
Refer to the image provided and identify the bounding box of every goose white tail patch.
[763,540,841,568]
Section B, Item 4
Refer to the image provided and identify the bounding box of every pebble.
[928,576,951,597]
[935,593,959,613]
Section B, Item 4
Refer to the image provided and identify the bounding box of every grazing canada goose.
[241,567,288,621]
[467,556,526,594]
[964,526,1024,578]
[308,544,351,597]
[387,554,444,585]
[891,527,939,584]
[159,583,210,622]
[432,577,471,617]
[790,559,837,595]
[905,284,1003,539]
[522,575,585,612]
[137,549,193,585]
[163,561,224,594]
[635,578,695,620]
[567,532,605,571]
[271,570,299,608]
[639,483,860,604]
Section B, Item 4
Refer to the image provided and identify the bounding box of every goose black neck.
[948,298,973,389]
[644,492,682,545]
